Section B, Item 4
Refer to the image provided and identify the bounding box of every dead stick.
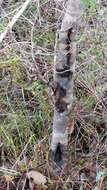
[0,0,32,44]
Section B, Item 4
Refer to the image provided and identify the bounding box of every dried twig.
[0,0,32,44]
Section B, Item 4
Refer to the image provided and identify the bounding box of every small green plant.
[34,30,55,48]
[81,0,97,15]
[81,0,96,7]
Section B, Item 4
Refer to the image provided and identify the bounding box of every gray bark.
[51,0,85,175]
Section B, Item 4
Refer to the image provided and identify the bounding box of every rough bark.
[51,0,84,175]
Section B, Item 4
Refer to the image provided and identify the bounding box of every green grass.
[0,79,52,157]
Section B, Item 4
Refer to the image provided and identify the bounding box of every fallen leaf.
[27,170,47,188]
[68,120,75,134]
[4,175,13,182]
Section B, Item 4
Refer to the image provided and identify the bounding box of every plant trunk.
[50,0,84,175]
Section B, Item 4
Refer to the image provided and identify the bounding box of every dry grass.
[0,0,107,189]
